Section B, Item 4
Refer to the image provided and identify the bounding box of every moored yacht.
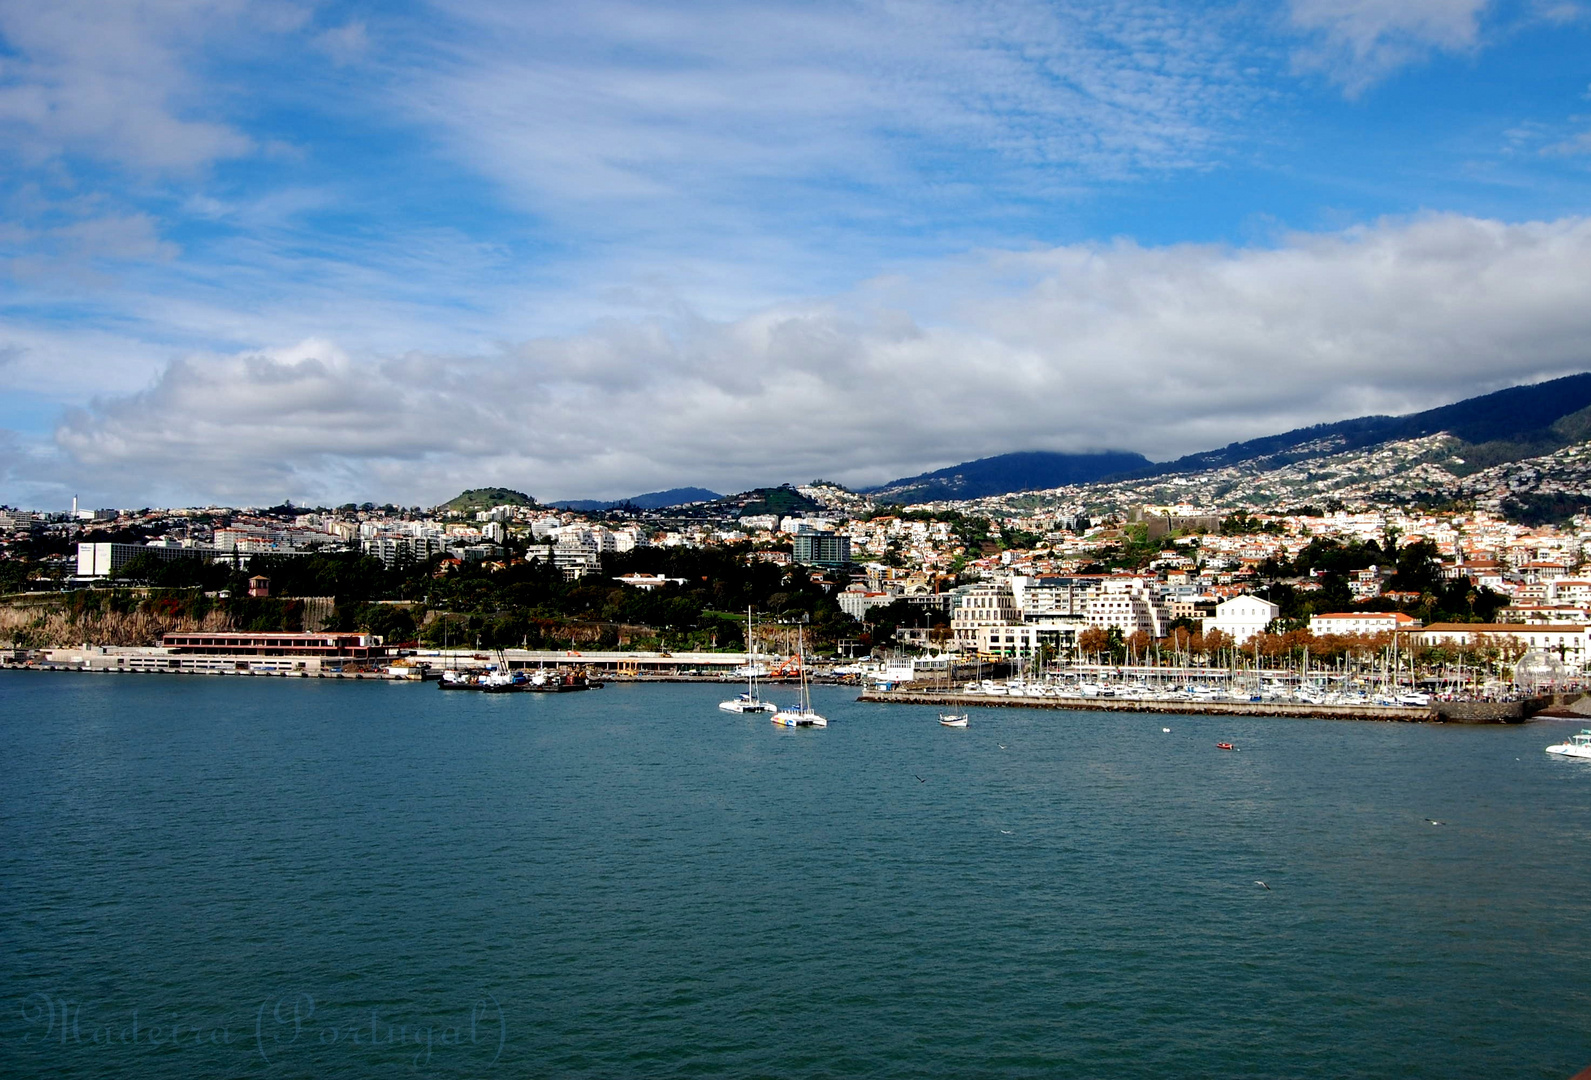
[721,607,776,713]
[772,626,826,728]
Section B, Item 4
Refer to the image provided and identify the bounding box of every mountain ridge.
[547,487,722,512]
[868,373,1591,505]
[866,450,1153,504]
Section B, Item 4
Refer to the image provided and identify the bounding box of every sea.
[2,669,1588,1080]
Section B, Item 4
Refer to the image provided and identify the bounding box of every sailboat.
[772,625,827,727]
[720,607,776,713]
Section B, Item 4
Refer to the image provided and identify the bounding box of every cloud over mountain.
[40,213,1591,506]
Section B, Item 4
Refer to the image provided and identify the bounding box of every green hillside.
[719,485,822,518]
[440,488,537,513]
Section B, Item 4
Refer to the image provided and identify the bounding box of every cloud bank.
[37,213,1591,507]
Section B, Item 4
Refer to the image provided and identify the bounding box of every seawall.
[857,689,1534,723]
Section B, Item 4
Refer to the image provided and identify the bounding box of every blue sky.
[3,0,1591,507]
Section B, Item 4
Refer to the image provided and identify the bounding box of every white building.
[840,588,896,621]
[1415,623,1589,675]
[1308,612,1421,637]
[1210,595,1279,644]
[613,573,686,591]
[974,618,1089,661]
[1084,577,1167,639]
[952,583,1020,652]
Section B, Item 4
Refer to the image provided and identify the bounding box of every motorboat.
[1216,742,1235,751]
[938,713,969,727]
[1545,729,1591,759]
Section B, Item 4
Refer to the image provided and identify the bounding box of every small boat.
[1216,742,1235,751]
[1545,729,1591,759]
[938,713,969,727]
[438,667,523,692]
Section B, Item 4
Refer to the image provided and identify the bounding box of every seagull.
[1163,727,1171,733]
[1426,818,1444,826]
[1000,829,1013,835]
[914,774,927,784]
[1254,880,1270,891]
[998,744,1007,750]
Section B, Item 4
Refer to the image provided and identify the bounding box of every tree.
[1077,626,1110,662]
[1201,628,1233,660]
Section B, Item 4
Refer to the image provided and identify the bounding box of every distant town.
[4,442,1590,700]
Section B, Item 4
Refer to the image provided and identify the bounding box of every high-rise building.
[793,533,851,566]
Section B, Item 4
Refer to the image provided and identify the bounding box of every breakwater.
[858,689,1535,723]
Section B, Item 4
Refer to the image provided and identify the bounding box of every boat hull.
[772,711,827,727]
[720,700,776,713]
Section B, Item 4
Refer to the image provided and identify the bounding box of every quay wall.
[859,689,1437,723]
[1434,700,1530,723]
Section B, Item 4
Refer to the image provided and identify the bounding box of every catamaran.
[772,626,827,728]
[720,607,776,713]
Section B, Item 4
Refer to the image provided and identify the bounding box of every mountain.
[867,450,1153,504]
[440,487,536,513]
[1141,372,1591,479]
[548,487,722,512]
[869,374,1591,506]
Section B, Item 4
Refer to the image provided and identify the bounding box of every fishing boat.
[772,626,826,728]
[938,713,968,727]
[721,607,776,713]
[1545,729,1591,759]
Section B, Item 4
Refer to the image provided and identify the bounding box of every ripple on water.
[1,673,1588,1079]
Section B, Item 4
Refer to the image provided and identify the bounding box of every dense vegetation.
[70,544,852,653]
[440,488,537,513]
[1500,492,1591,527]
[1256,538,1508,627]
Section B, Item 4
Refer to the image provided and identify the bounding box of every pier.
[856,688,1547,723]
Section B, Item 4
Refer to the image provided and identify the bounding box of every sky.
[2,0,1591,509]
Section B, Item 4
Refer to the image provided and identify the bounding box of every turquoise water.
[2,669,1589,1079]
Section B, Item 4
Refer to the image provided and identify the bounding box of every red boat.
[1216,743,1235,751]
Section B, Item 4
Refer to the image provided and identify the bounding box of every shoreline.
[4,662,1571,723]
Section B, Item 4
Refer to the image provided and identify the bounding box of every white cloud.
[404,1,1257,234]
[30,214,1591,507]
[312,21,368,66]
[1288,0,1491,94]
[0,0,309,172]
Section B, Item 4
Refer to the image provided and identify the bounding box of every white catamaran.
[720,607,776,713]
[772,625,827,728]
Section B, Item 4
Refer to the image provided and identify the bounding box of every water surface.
[2,670,1588,1078]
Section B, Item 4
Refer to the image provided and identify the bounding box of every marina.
[857,686,1570,723]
